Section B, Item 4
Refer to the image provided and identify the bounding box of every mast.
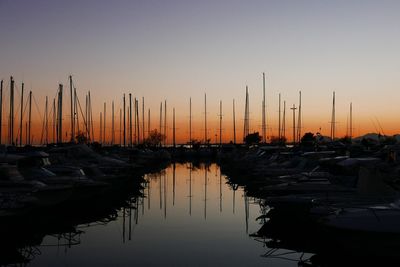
[123,94,126,147]
[103,102,106,144]
[9,76,14,145]
[136,98,140,144]
[297,90,302,143]
[159,102,162,136]
[282,101,286,142]
[53,98,56,143]
[119,108,122,146]
[291,104,297,145]
[28,91,32,145]
[112,101,115,145]
[148,108,150,138]
[262,73,266,143]
[74,88,79,135]
[278,93,281,142]
[19,82,24,146]
[0,80,2,145]
[100,112,102,144]
[189,97,192,145]
[350,102,353,140]
[243,86,249,141]
[57,84,63,144]
[142,97,145,144]
[133,97,137,144]
[129,94,132,146]
[45,96,48,145]
[164,100,167,146]
[233,99,236,144]
[69,75,74,142]
[85,95,88,139]
[219,100,222,147]
[330,92,336,141]
[204,93,207,144]
[89,91,94,142]
[173,107,176,148]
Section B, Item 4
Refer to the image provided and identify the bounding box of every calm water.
[17,163,306,266]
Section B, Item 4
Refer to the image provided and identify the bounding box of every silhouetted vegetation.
[244,132,261,145]
[143,130,165,147]
[300,132,315,147]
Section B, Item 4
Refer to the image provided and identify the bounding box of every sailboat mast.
[123,94,126,147]
[243,86,249,141]
[69,75,74,142]
[262,73,266,143]
[45,96,48,145]
[103,102,106,144]
[20,82,24,146]
[136,98,140,144]
[9,76,14,145]
[189,97,192,145]
[57,84,63,144]
[278,93,281,142]
[148,108,150,139]
[282,101,286,141]
[233,99,236,144]
[0,80,2,145]
[297,91,302,143]
[112,101,115,145]
[204,93,207,144]
[291,104,297,145]
[164,100,167,146]
[350,102,353,140]
[159,102,162,136]
[53,98,56,143]
[28,91,32,145]
[219,100,222,147]
[173,107,176,148]
[331,92,336,141]
[142,97,145,144]
[129,94,132,146]
[100,112,102,144]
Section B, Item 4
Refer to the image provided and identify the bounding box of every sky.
[1,0,400,144]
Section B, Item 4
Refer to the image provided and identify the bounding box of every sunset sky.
[1,0,400,144]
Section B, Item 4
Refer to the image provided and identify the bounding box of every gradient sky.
[1,0,400,143]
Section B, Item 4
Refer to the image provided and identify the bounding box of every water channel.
[13,163,308,266]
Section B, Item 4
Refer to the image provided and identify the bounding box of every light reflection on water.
[27,163,303,266]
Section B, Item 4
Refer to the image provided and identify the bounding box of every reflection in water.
[16,163,265,267]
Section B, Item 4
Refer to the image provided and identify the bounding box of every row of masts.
[0,74,353,147]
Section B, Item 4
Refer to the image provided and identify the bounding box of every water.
[8,163,307,266]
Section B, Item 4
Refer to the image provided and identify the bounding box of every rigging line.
[15,96,30,140]
[75,93,89,134]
